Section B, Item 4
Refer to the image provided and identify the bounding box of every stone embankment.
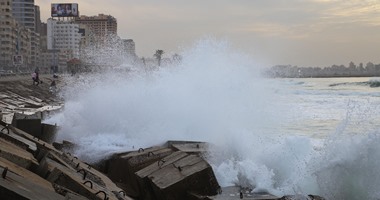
[0,75,325,200]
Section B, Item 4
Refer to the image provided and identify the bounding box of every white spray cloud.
[45,38,380,199]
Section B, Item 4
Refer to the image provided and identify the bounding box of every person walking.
[32,72,37,85]
[35,72,40,86]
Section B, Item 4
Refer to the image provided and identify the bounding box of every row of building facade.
[0,0,136,74]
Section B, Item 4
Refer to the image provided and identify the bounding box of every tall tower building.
[0,0,17,69]
[12,0,35,31]
[74,14,117,38]
[11,0,40,70]
[39,22,47,51]
[34,5,41,34]
[1,0,33,71]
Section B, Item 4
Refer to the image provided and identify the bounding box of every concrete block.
[0,157,55,191]
[47,167,100,200]
[0,124,38,152]
[140,153,220,200]
[40,123,59,144]
[12,118,42,138]
[136,151,188,200]
[0,165,65,200]
[106,146,173,198]
[46,153,134,200]
[168,140,210,154]
[0,138,39,169]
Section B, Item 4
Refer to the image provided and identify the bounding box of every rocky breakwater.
[0,75,325,200]
[0,75,134,200]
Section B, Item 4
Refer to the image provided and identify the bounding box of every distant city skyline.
[35,0,380,68]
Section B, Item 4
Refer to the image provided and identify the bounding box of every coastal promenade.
[0,74,63,123]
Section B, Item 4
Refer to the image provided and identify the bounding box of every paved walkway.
[0,74,54,82]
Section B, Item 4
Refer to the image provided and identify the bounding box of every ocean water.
[45,39,380,199]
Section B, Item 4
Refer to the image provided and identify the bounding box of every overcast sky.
[36,0,380,67]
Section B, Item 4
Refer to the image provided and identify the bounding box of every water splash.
[45,39,380,199]
[47,38,282,159]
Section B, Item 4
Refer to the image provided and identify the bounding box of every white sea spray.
[45,39,380,199]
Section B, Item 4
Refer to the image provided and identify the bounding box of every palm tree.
[154,50,164,66]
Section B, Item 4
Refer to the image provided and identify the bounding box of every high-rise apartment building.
[12,0,35,31]
[0,0,34,71]
[46,18,81,72]
[8,0,40,71]
[47,19,81,57]
[122,39,136,58]
[0,0,17,69]
[74,14,117,38]
[78,24,94,49]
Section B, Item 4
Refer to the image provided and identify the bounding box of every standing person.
[33,67,40,86]
[32,72,37,85]
[35,72,40,86]
[49,80,57,93]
